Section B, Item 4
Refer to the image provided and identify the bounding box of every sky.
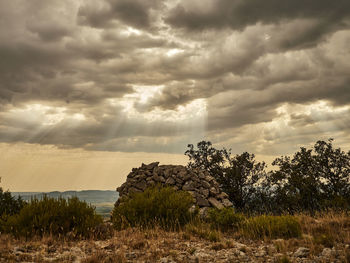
[1,0,350,191]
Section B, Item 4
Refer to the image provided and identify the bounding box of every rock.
[165,177,175,185]
[217,192,229,200]
[116,163,232,210]
[128,187,142,194]
[135,180,147,191]
[208,197,224,209]
[175,177,183,184]
[154,175,165,183]
[196,196,210,207]
[321,248,332,257]
[177,171,187,179]
[182,181,195,191]
[222,199,233,207]
[201,181,211,189]
[142,162,159,170]
[294,247,310,258]
[209,187,219,196]
[200,188,209,198]
[205,175,215,182]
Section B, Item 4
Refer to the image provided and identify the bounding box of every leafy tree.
[270,139,350,213]
[185,141,267,211]
[221,152,267,211]
[185,141,229,179]
[269,147,322,213]
[313,139,350,201]
[0,178,26,217]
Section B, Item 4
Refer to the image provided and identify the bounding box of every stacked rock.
[116,162,233,215]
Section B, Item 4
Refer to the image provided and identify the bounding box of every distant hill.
[12,190,119,218]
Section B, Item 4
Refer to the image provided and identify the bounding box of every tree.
[313,139,350,208]
[185,141,229,179]
[221,152,267,211]
[185,141,267,211]
[269,147,322,213]
[0,178,26,217]
[269,139,350,213]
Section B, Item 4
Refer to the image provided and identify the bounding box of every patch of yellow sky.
[0,143,187,192]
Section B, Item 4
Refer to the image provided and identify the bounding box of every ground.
[1,226,349,263]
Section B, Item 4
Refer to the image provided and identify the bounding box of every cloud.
[78,0,164,30]
[165,0,350,50]
[0,0,350,156]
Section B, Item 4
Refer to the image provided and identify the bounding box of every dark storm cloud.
[0,0,350,154]
[78,0,164,29]
[166,0,350,49]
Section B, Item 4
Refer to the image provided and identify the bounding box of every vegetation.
[185,139,350,214]
[111,185,195,230]
[0,182,26,218]
[0,182,27,233]
[207,207,245,231]
[241,215,302,239]
[184,222,222,242]
[2,195,102,238]
[0,137,349,261]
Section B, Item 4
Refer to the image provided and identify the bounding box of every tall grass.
[241,215,302,239]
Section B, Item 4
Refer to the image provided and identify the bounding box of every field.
[1,212,349,263]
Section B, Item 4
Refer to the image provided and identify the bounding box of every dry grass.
[1,212,350,262]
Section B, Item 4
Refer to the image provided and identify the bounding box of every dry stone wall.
[116,162,233,215]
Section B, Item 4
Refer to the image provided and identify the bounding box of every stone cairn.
[116,162,233,216]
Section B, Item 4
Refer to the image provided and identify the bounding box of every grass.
[297,211,350,245]
[1,212,350,262]
[184,221,222,242]
[241,215,302,239]
[207,207,245,231]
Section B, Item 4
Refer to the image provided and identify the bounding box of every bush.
[111,185,195,230]
[3,195,102,238]
[0,187,26,217]
[207,207,245,231]
[241,215,302,239]
[184,222,221,242]
[0,186,27,233]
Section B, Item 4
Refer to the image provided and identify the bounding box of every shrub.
[207,207,245,231]
[111,185,195,230]
[184,222,221,242]
[0,187,26,217]
[313,233,335,248]
[3,195,102,238]
[241,215,302,239]
[276,255,291,263]
[0,186,27,233]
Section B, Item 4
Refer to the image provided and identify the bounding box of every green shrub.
[3,195,102,238]
[208,207,245,231]
[275,255,291,263]
[0,186,27,233]
[313,233,335,248]
[184,222,221,242]
[111,185,195,230]
[241,215,302,239]
[0,187,26,217]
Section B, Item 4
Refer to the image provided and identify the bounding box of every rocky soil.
[1,229,349,263]
[116,162,233,216]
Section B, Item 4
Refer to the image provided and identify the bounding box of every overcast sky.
[1,0,350,191]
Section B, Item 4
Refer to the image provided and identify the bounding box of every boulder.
[116,163,233,210]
